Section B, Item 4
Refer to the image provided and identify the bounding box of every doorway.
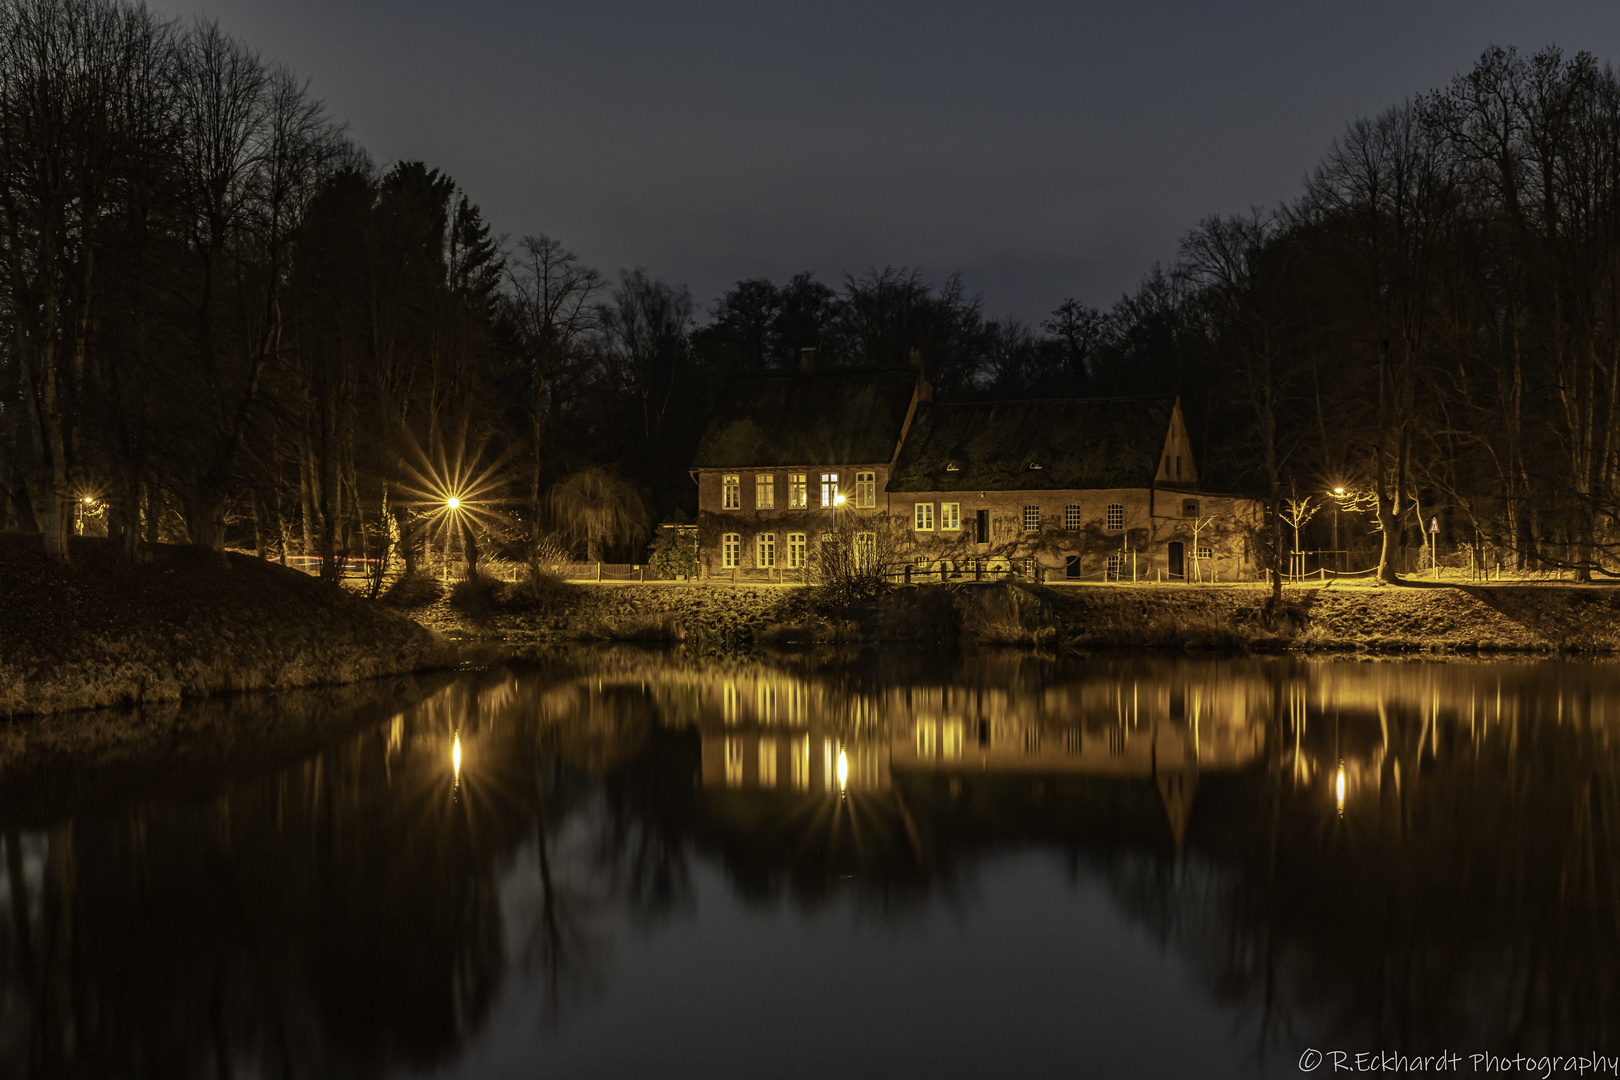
[1167,542,1184,578]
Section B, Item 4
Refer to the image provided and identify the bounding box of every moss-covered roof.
[887,397,1175,492]
[691,367,920,469]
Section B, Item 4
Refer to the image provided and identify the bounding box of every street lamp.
[1330,487,1346,575]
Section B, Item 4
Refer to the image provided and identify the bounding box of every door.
[976,509,989,544]
[1168,542,1184,578]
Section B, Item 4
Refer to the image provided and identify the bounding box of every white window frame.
[722,475,741,510]
[722,533,741,568]
[820,472,839,507]
[789,473,808,509]
[786,532,806,568]
[1106,503,1124,530]
[1106,552,1124,581]
[755,474,775,509]
[941,502,960,531]
[1065,504,1083,530]
[854,531,876,568]
[756,532,776,568]
[1023,505,1040,532]
[855,471,876,508]
[914,502,934,531]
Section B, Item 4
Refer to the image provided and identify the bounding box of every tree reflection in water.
[2,653,1620,1075]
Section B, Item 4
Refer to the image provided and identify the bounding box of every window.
[792,735,810,790]
[1024,557,1037,579]
[789,473,808,508]
[1023,505,1041,531]
[787,532,806,568]
[855,532,876,568]
[756,532,776,568]
[820,472,839,507]
[1106,503,1124,530]
[941,502,960,530]
[1106,552,1125,581]
[916,720,937,758]
[1182,499,1199,517]
[964,557,978,574]
[1065,555,1082,579]
[722,533,740,568]
[855,471,876,508]
[755,474,774,509]
[914,502,934,530]
[758,737,777,787]
[1195,546,1213,560]
[722,474,740,509]
[1064,504,1082,530]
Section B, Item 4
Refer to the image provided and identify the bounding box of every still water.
[2,650,1619,1078]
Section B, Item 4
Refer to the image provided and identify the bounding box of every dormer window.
[945,462,960,472]
[1028,462,1042,471]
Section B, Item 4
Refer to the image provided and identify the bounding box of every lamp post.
[1331,487,1345,575]
[444,495,461,580]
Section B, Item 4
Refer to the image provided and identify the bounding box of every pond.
[2,650,1619,1078]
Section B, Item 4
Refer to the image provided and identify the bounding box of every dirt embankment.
[399,575,1620,654]
[0,535,457,717]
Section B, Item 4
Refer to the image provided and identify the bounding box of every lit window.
[914,502,934,531]
[789,473,808,508]
[1106,503,1124,530]
[1023,505,1040,531]
[916,720,937,758]
[756,532,776,567]
[855,531,876,568]
[792,734,810,790]
[1106,552,1124,581]
[1024,557,1037,578]
[722,533,740,568]
[787,532,806,568]
[755,474,774,509]
[1182,499,1199,517]
[941,502,960,530]
[722,475,740,510]
[1065,505,1082,530]
[856,471,876,508]
[725,737,744,786]
[820,472,839,507]
[1196,546,1212,561]
[942,720,963,759]
[758,737,777,787]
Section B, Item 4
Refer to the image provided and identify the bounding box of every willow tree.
[546,467,648,563]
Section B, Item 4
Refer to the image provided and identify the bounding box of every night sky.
[148,0,1620,322]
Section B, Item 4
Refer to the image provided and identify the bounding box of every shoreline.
[9,533,1620,720]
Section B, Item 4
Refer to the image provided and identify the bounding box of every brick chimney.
[800,346,817,374]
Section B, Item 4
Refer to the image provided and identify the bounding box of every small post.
[596,561,601,582]
[1132,550,1137,583]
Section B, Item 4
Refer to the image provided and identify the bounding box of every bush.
[647,525,698,580]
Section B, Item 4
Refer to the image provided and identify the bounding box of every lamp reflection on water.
[836,747,848,794]
[453,732,462,789]
[1335,761,1346,816]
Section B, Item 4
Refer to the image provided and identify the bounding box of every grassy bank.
[0,534,457,717]
[398,575,1620,654]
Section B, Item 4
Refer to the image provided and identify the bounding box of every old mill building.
[689,355,1263,582]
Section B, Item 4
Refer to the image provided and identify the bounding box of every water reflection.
[2,654,1620,1075]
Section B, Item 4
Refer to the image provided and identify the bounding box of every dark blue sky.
[150,0,1620,322]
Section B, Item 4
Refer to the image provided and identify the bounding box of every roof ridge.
[920,394,1175,408]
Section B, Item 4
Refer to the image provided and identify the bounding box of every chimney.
[799,346,817,374]
[909,348,924,376]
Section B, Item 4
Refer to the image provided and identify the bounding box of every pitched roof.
[691,367,920,469]
[887,396,1176,492]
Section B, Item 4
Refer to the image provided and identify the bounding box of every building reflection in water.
[5,654,1620,1074]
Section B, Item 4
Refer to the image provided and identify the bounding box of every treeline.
[2,0,1618,584]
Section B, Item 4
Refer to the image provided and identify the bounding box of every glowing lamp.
[836,747,849,792]
[453,733,462,780]
[834,494,846,506]
[447,496,461,510]
[1335,763,1346,815]
[1333,487,1345,497]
